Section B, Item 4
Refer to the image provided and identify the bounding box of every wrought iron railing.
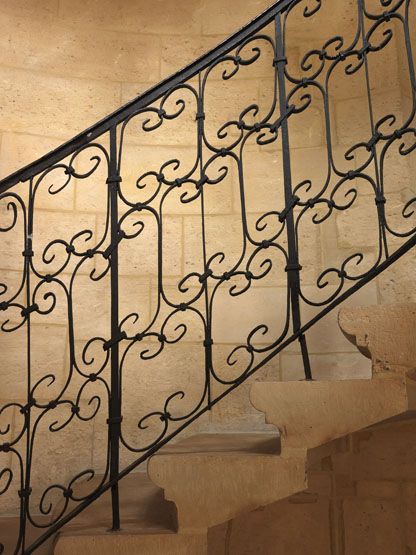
[0,0,415,552]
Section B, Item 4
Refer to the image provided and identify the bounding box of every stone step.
[147,432,306,532]
[250,375,416,450]
[54,472,189,554]
[0,516,53,555]
[58,472,176,536]
[55,532,206,555]
[338,303,416,375]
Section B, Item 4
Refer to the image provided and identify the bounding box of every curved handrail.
[1,0,415,552]
[0,0,293,195]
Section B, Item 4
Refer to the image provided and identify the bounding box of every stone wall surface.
[208,419,416,555]
[0,1,415,550]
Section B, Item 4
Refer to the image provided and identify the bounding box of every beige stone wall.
[209,418,416,555]
[0,0,415,521]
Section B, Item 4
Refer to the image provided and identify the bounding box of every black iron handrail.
[0,0,292,195]
[0,0,415,553]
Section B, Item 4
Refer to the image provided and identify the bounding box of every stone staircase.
[52,302,416,554]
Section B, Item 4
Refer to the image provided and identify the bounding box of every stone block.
[30,210,98,275]
[211,286,287,346]
[117,213,182,277]
[58,0,123,29]
[261,89,325,155]
[0,399,95,518]
[236,146,285,215]
[208,522,228,555]
[0,134,66,193]
[291,146,331,197]
[339,303,416,372]
[377,249,416,304]
[203,78,260,148]
[118,143,233,215]
[150,278,206,343]
[333,472,356,498]
[0,0,58,17]
[121,0,202,36]
[285,0,357,45]
[92,342,210,469]
[336,192,414,250]
[0,446,22,515]
[72,137,110,214]
[293,282,378,355]
[295,210,323,286]
[336,193,379,251]
[121,82,157,105]
[0,206,27,273]
[0,67,120,139]
[161,36,207,78]
[281,352,371,382]
[27,400,96,512]
[0,13,160,83]
[202,33,276,83]
[287,91,325,149]
[403,482,416,553]
[183,214,244,276]
[69,273,151,341]
[366,22,402,97]
[343,498,403,555]
[228,497,331,555]
[209,348,279,432]
[74,178,108,215]
[119,276,152,335]
[209,382,272,432]
[307,471,332,497]
[356,480,400,499]
[60,0,202,35]
[335,90,403,148]
[0,323,66,400]
[148,432,306,531]
[0,270,24,308]
[56,532,208,555]
[381,145,413,196]
[201,0,271,35]
[333,420,416,481]
[120,87,199,148]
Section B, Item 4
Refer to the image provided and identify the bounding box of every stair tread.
[0,516,53,555]
[154,432,281,456]
[60,473,176,537]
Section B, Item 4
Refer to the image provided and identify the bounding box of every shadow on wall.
[209,417,416,555]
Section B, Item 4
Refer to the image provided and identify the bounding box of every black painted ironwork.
[0,0,415,552]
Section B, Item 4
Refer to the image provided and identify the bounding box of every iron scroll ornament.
[0,0,415,552]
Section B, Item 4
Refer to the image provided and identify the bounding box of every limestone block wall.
[0,0,415,519]
[209,418,416,555]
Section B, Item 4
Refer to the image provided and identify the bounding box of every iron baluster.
[197,72,213,410]
[0,1,415,552]
[21,185,33,554]
[108,125,122,532]
[275,12,312,380]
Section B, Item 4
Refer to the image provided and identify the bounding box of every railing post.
[108,125,121,530]
[197,73,213,409]
[275,13,312,380]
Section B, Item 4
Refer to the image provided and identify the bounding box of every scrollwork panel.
[1,1,415,552]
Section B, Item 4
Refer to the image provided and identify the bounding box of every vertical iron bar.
[358,0,389,260]
[108,125,121,531]
[275,13,312,380]
[197,72,213,410]
[21,184,34,554]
